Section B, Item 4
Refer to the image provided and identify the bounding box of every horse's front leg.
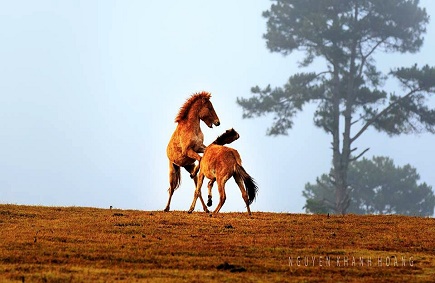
[190,160,201,179]
[189,144,206,178]
[183,147,202,178]
[183,145,203,162]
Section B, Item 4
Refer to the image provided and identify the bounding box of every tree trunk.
[333,165,350,214]
[331,6,359,215]
[331,56,351,214]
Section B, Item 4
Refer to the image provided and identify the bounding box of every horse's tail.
[170,163,181,190]
[235,164,258,205]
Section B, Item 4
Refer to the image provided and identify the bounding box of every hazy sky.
[1,1,435,213]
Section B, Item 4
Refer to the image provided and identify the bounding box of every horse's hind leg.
[207,179,215,207]
[234,175,251,215]
[164,162,180,212]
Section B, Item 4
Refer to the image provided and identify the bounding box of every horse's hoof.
[187,210,193,214]
[164,208,170,212]
[207,200,212,207]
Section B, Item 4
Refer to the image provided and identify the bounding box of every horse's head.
[199,97,220,128]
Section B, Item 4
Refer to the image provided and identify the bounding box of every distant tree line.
[303,156,435,216]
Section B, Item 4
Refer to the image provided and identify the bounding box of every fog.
[1,1,435,213]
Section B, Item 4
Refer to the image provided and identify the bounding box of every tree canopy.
[303,156,435,216]
[237,0,435,214]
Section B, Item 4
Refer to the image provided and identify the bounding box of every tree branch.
[315,70,333,78]
[357,38,386,79]
[351,117,362,126]
[349,148,370,162]
[351,89,420,143]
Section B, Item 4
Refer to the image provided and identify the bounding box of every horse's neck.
[184,109,201,132]
[178,113,201,134]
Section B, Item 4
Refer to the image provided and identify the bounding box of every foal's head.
[213,128,240,145]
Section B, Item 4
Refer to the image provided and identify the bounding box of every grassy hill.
[1,204,434,282]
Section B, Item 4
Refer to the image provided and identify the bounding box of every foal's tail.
[235,165,258,205]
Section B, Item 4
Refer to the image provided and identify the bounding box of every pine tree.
[237,0,435,214]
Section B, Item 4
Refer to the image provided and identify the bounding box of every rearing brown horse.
[164,91,220,212]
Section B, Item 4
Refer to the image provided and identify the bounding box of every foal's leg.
[185,165,209,213]
[188,172,207,213]
[207,179,215,207]
[213,176,230,214]
[164,162,180,212]
[234,175,251,215]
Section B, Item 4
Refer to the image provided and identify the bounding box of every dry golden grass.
[1,204,434,282]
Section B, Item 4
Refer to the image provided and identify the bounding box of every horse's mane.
[175,91,212,123]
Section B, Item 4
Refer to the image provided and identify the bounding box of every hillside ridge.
[1,204,434,282]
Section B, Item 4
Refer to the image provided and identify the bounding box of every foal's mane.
[212,128,239,146]
[175,91,212,123]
